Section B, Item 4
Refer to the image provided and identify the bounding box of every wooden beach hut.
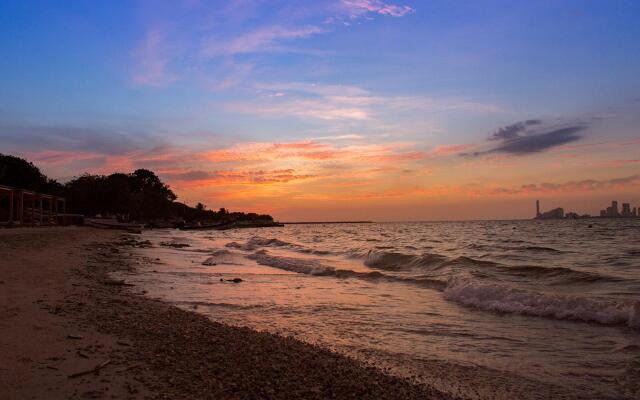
[0,185,69,227]
[0,185,15,225]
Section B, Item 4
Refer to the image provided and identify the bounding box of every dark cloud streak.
[489,119,541,141]
[462,119,586,157]
[491,125,584,155]
[0,124,149,156]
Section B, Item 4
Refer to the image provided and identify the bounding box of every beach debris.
[220,278,243,283]
[202,257,217,266]
[126,382,137,395]
[67,334,84,340]
[102,279,135,287]
[77,351,89,359]
[160,242,190,248]
[68,360,111,379]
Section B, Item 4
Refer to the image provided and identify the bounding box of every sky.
[1,0,639,221]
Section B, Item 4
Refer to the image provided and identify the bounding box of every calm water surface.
[117,220,640,399]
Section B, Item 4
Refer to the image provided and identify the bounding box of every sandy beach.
[0,227,453,400]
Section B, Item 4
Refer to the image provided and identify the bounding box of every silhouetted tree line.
[0,154,65,195]
[0,153,273,223]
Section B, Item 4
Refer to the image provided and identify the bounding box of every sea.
[115,219,640,399]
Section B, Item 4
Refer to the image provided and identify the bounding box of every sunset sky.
[1,0,639,221]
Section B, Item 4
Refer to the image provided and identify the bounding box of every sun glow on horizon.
[1,1,639,220]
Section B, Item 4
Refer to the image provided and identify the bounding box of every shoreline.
[0,227,453,399]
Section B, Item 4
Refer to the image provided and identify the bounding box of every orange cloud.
[481,175,640,196]
[429,144,475,156]
[204,141,426,165]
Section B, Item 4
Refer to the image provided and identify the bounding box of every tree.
[127,169,177,219]
[0,153,62,194]
[129,169,176,201]
[0,153,274,223]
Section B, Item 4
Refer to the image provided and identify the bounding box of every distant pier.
[282,221,373,225]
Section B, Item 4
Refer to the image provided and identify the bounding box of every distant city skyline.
[535,199,639,220]
[1,1,640,221]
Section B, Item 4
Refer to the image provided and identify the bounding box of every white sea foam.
[444,276,638,328]
[248,251,335,275]
[243,236,332,255]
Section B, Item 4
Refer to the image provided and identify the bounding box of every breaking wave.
[220,234,639,329]
[203,249,241,266]
[246,249,637,328]
[361,250,619,285]
[240,236,333,255]
[496,264,621,284]
[247,251,446,289]
[363,250,448,271]
[443,276,640,329]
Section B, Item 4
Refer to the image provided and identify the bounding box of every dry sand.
[0,227,454,400]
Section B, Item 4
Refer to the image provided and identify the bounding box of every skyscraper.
[622,203,631,217]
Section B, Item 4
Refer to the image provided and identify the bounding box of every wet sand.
[0,227,454,400]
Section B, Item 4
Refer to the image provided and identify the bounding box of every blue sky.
[1,0,639,220]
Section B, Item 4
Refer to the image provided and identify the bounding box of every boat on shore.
[178,222,227,231]
[86,218,144,234]
[179,220,284,231]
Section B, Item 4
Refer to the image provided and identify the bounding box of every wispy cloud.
[200,25,324,57]
[131,0,416,87]
[132,30,179,87]
[598,159,640,168]
[162,168,316,185]
[429,144,475,156]
[0,124,147,156]
[484,175,640,196]
[337,0,414,19]
[203,140,425,164]
[224,82,502,122]
[312,134,366,141]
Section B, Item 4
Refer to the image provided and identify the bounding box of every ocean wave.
[443,276,640,329]
[467,243,565,253]
[497,265,620,284]
[203,249,241,266]
[246,236,292,249]
[363,250,448,271]
[176,301,263,310]
[242,236,332,255]
[522,246,563,253]
[444,256,498,267]
[248,252,446,289]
